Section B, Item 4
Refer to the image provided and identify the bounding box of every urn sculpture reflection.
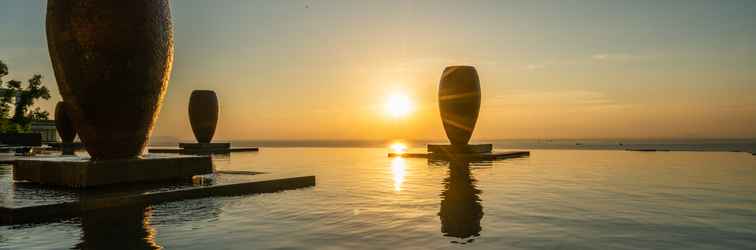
[439,161,483,240]
[46,0,174,159]
[438,66,481,145]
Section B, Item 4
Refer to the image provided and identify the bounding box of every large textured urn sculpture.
[188,90,218,143]
[439,66,481,145]
[46,0,174,159]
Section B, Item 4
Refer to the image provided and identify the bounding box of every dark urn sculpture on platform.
[439,66,481,145]
[46,0,174,159]
[390,65,527,159]
[188,90,219,144]
[13,0,213,188]
[54,101,76,155]
[177,90,232,153]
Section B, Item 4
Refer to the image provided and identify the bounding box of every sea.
[1,140,755,249]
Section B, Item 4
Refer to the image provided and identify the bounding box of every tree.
[0,59,51,133]
[0,60,10,118]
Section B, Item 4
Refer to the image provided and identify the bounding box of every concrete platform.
[388,151,530,161]
[180,142,230,149]
[1,171,315,225]
[48,142,84,150]
[427,144,493,154]
[148,147,259,154]
[13,154,213,188]
[625,148,671,152]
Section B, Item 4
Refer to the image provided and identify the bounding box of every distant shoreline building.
[30,120,57,143]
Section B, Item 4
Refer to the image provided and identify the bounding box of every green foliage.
[0,60,6,80]
[0,59,51,133]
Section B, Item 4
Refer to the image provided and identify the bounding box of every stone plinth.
[179,142,231,153]
[427,144,493,154]
[148,147,259,154]
[13,154,213,188]
[391,144,528,161]
[389,151,529,161]
[60,143,76,155]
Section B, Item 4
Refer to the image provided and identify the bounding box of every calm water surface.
[2,148,755,249]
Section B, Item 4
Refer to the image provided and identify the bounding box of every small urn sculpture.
[393,65,527,160]
[178,90,231,153]
[46,0,174,159]
[439,66,481,146]
[54,102,76,155]
[188,90,219,144]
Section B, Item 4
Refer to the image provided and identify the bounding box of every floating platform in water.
[148,146,259,154]
[624,148,671,152]
[0,171,315,225]
[427,144,493,154]
[13,154,213,188]
[47,142,84,150]
[388,151,530,161]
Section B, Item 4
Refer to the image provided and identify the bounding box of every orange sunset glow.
[1,1,755,249]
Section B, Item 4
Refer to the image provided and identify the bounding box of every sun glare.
[385,94,413,118]
[390,142,408,154]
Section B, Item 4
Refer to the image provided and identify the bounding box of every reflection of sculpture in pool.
[76,205,162,250]
[438,160,484,244]
[75,198,222,249]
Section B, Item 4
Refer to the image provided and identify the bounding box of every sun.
[385,93,413,118]
[389,142,408,154]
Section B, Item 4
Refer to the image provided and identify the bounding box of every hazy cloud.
[525,64,546,71]
[591,53,643,62]
[490,89,629,110]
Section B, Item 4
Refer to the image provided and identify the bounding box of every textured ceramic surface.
[438,66,481,145]
[188,90,219,143]
[54,102,76,144]
[46,0,174,159]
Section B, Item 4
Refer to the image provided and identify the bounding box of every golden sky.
[2,1,755,140]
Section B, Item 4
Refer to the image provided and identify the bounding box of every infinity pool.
[2,148,755,249]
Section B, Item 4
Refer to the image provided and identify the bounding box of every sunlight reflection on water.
[391,157,407,192]
[1,148,755,249]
